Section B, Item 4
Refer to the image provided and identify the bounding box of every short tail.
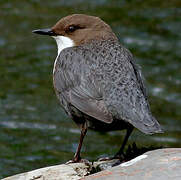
[133,116,164,135]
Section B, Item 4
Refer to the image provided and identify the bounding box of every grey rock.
[2,162,92,180]
[85,148,181,180]
[3,148,181,180]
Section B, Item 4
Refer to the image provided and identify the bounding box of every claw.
[66,158,90,164]
[98,156,114,161]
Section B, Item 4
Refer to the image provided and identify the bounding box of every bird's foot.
[97,156,121,169]
[98,156,115,161]
[66,157,90,165]
[98,153,125,162]
[113,153,125,161]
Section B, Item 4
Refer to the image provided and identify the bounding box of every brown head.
[32,14,117,47]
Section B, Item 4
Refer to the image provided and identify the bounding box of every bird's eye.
[66,25,83,33]
[68,25,76,32]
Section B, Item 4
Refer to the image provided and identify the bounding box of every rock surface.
[3,163,92,180]
[85,148,181,180]
[2,148,181,180]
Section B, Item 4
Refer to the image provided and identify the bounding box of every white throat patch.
[53,36,74,55]
[53,36,74,73]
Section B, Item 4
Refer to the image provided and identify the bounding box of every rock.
[85,148,181,180]
[2,148,181,180]
[2,162,92,180]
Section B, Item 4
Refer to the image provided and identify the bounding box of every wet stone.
[85,148,181,180]
[3,148,181,180]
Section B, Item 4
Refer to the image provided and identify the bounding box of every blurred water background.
[0,0,181,178]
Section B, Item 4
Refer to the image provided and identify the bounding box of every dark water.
[0,0,181,178]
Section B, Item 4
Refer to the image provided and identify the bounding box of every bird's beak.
[32,28,57,36]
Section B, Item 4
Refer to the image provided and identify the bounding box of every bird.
[32,14,163,163]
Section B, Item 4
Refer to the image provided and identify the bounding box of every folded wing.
[53,47,113,123]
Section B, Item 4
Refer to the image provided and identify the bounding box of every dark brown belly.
[71,108,132,132]
[87,117,132,132]
[67,104,133,132]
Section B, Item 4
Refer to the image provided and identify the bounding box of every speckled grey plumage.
[53,39,162,134]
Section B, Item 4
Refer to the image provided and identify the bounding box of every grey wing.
[53,47,113,123]
[104,46,163,134]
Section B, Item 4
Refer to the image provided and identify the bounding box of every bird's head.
[33,14,117,54]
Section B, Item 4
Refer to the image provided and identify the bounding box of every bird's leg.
[72,123,87,162]
[98,126,134,162]
[114,126,134,159]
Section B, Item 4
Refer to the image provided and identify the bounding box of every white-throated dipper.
[32,14,163,162]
